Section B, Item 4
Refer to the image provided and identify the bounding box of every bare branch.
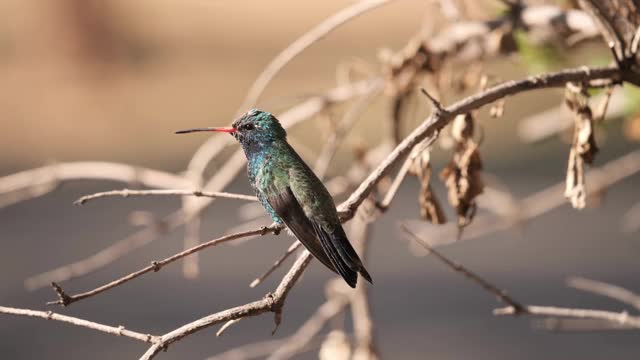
[250,241,301,288]
[47,225,282,306]
[313,84,382,179]
[494,305,640,328]
[74,188,257,205]
[0,306,158,344]
[207,338,323,360]
[419,87,446,115]
[216,319,242,337]
[349,211,379,360]
[237,0,395,112]
[24,211,185,291]
[567,277,640,311]
[339,65,625,220]
[0,162,190,210]
[401,224,525,312]
[267,289,350,360]
[534,318,636,332]
[139,252,314,360]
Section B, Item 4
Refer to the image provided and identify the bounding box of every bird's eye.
[242,123,255,131]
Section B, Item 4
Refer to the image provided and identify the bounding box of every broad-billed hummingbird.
[176,109,372,288]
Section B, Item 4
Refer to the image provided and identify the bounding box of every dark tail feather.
[330,227,373,286]
[359,265,373,284]
[314,225,358,287]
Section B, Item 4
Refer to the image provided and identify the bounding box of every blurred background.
[1,0,639,359]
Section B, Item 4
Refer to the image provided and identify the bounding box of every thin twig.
[24,212,185,291]
[420,88,446,114]
[47,225,282,306]
[250,241,302,288]
[74,189,257,205]
[494,305,640,328]
[314,84,383,179]
[349,210,379,360]
[0,162,190,210]
[0,306,158,344]
[401,224,526,312]
[266,291,350,360]
[237,0,395,112]
[216,319,242,337]
[534,317,636,332]
[567,277,640,311]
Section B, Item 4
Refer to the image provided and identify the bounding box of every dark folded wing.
[266,186,358,287]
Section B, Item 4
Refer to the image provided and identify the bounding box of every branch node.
[150,261,161,272]
[48,282,71,307]
[117,325,125,336]
[419,88,447,115]
[264,292,276,307]
[46,310,54,319]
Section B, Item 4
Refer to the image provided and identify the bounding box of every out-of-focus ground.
[1,1,639,359]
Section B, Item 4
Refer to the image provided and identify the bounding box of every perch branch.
[139,251,314,360]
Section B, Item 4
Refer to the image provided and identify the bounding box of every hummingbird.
[176,109,372,288]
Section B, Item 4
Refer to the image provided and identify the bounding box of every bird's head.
[175,109,287,148]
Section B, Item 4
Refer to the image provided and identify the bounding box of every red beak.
[175,127,236,134]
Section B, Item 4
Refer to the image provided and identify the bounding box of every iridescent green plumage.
[232,109,372,288]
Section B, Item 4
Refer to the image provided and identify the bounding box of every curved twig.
[0,306,158,344]
[74,188,257,205]
[237,0,395,113]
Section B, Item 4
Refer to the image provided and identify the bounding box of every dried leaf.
[564,83,599,209]
[440,113,484,227]
[451,113,474,142]
[565,147,586,209]
[410,150,447,224]
[319,330,351,360]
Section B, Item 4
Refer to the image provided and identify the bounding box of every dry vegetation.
[2,1,640,359]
